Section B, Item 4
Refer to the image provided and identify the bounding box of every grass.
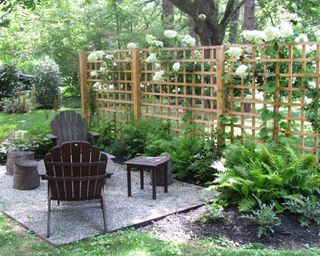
[0,108,80,141]
[0,213,319,256]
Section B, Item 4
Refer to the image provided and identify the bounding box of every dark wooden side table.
[124,156,170,200]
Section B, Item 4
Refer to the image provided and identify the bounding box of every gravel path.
[0,163,214,245]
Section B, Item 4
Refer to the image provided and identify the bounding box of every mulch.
[141,205,320,250]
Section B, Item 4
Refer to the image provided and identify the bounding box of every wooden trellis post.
[79,51,89,120]
[131,48,141,119]
[216,46,226,147]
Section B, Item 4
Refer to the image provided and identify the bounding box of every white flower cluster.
[226,47,242,59]
[153,70,165,82]
[90,71,98,77]
[315,30,320,40]
[164,30,177,39]
[92,82,115,90]
[242,22,294,42]
[87,51,105,62]
[180,34,196,47]
[235,64,248,79]
[146,53,158,63]
[146,34,164,48]
[172,62,180,72]
[127,42,138,49]
[295,34,316,54]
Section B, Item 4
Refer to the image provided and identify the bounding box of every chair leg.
[47,191,52,238]
[101,194,107,232]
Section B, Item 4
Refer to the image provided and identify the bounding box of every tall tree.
[161,0,174,29]
[243,0,255,43]
[168,0,248,45]
[229,0,240,44]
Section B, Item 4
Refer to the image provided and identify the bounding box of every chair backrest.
[51,110,88,145]
[44,141,108,201]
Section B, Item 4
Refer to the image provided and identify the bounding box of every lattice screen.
[139,47,221,134]
[224,42,320,154]
[80,41,320,154]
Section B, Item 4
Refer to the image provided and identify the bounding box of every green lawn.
[0,213,319,256]
[0,109,80,141]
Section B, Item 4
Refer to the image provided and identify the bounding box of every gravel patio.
[0,162,213,245]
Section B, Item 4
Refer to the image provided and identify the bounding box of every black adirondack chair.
[44,141,108,237]
[48,110,100,147]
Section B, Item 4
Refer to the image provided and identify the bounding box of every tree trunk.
[242,0,255,43]
[162,0,174,29]
[229,0,240,44]
[188,16,199,44]
[169,0,248,46]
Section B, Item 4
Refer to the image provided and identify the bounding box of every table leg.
[164,162,168,193]
[152,168,156,200]
[127,166,132,197]
[140,169,144,190]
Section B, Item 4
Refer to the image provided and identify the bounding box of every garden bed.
[142,205,320,250]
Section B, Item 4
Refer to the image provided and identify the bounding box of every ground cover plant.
[1,213,320,256]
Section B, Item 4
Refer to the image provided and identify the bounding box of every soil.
[141,205,320,250]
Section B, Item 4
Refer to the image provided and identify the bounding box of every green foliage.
[0,95,29,113]
[0,124,51,162]
[106,119,170,161]
[305,88,320,133]
[0,61,21,101]
[33,58,62,109]
[212,140,320,212]
[198,202,225,223]
[242,196,281,238]
[283,197,320,227]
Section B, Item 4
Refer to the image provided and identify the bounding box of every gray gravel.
[0,162,214,245]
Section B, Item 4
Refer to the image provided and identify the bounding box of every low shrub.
[104,119,170,161]
[0,61,21,102]
[1,94,30,113]
[33,58,63,109]
[283,197,320,227]
[0,125,51,162]
[242,196,281,238]
[211,140,320,212]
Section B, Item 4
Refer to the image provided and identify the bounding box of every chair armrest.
[47,134,58,147]
[88,131,100,145]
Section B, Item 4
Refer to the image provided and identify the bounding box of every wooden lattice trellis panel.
[80,41,320,154]
[139,47,222,134]
[224,41,320,154]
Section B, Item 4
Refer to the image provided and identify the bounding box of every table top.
[124,156,170,168]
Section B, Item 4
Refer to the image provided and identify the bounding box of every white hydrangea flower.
[198,14,206,21]
[315,30,320,40]
[146,53,158,63]
[109,84,114,89]
[99,66,107,72]
[87,52,98,62]
[295,34,315,54]
[127,42,138,49]
[93,82,102,89]
[194,50,202,59]
[95,51,105,59]
[235,64,248,79]
[154,63,161,70]
[278,22,294,38]
[227,47,242,59]
[172,62,181,72]
[164,30,177,39]
[90,71,98,77]
[295,34,309,42]
[242,30,255,41]
[153,40,164,48]
[146,34,156,44]
[105,54,114,60]
[264,26,280,41]
[181,35,196,47]
[153,70,165,81]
